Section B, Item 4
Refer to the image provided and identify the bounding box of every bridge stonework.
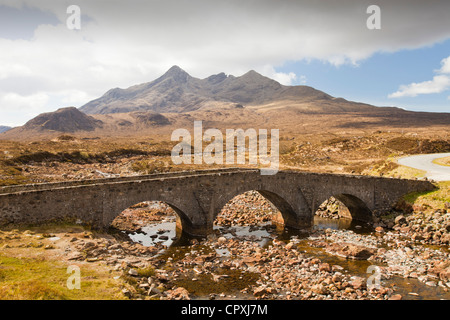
[0,168,435,236]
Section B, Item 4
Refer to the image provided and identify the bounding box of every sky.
[0,0,449,126]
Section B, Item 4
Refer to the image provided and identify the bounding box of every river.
[127,215,450,300]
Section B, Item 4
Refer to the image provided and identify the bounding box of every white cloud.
[59,90,96,106]
[439,56,450,74]
[0,92,48,110]
[388,75,450,98]
[2,0,450,124]
[389,56,450,98]
[0,63,32,80]
[0,91,50,126]
[260,65,297,85]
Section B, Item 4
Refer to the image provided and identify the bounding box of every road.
[397,152,450,181]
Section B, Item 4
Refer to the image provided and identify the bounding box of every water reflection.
[313,216,374,234]
[128,218,178,247]
[128,215,375,248]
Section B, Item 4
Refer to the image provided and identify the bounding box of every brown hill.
[1,107,103,139]
[23,107,102,132]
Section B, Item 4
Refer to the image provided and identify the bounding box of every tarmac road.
[397,152,450,181]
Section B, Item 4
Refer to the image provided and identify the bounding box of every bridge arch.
[315,193,373,223]
[213,187,305,229]
[103,196,196,236]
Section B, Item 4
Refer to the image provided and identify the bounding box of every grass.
[366,159,426,179]
[0,255,124,300]
[403,181,450,211]
[387,164,427,179]
[0,132,447,186]
[433,156,450,167]
[136,266,156,278]
[0,165,31,186]
[0,224,126,300]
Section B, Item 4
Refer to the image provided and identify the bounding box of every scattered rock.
[128,269,139,276]
[394,215,407,225]
[165,287,190,300]
[325,242,375,260]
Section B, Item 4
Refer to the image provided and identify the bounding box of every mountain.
[2,66,449,140]
[0,126,11,133]
[22,107,102,132]
[80,65,372,115]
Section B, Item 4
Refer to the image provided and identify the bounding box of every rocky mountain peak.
[206,72,228,85]
[159,65,191,83]
[79,66,338,114]
[240,70,271,81]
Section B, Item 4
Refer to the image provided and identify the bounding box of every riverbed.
[127,214,450,300]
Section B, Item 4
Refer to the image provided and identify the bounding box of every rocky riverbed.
[1,191,449,300]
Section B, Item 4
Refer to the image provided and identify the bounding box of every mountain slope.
[2,66,449,141]
[0,126,11,133]
[79,66,351,115]
[22,107,101,132]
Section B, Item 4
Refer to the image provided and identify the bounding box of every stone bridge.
[0,168,435,236]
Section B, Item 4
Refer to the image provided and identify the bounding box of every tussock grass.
[0,255,124,300]
[0,223,125,300]
[403,181,450,211]
[433,156,450,167]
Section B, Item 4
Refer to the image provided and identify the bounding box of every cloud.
[439,56,450,74]
[0,91,49,126]
[0,92,48,110]
[2,0,450,124]
[260,65,297,85]
[388,75,450,98]
[389,55,450,98]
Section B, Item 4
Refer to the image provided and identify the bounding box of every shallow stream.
[128,215,450,300]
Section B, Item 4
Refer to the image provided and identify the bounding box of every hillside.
[0,126,11,133]
[79,66,380,115]
[1,107,102,139]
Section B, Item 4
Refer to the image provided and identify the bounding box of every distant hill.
[1,107,103,139]
[2,66,449,140]
[22,107,102,132]
[0,126,11,133]
[79,65,377,115]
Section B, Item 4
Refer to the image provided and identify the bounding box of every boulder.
[325,242,375,260]
[394,215,407,225]
[166,287,190,300]
[351,276,366,290]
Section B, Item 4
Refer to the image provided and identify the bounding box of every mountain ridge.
[79,66,342,115]
[2,66,450,140]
